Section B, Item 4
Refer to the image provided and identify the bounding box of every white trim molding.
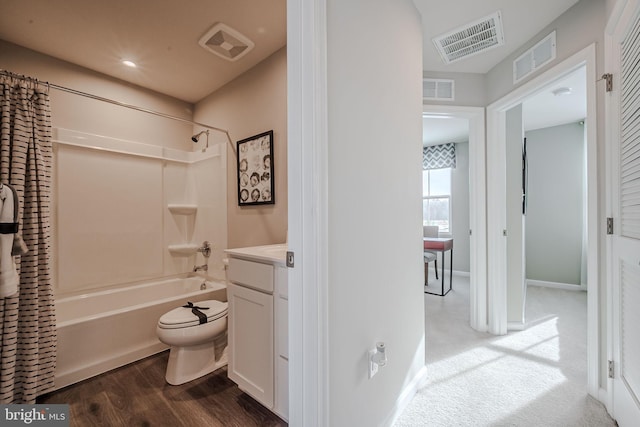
[527,279,584,291]
[287,0,329,425]
[487,108,508,335]
[486,43,599,398]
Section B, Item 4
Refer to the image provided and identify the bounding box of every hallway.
[395,277,615,426]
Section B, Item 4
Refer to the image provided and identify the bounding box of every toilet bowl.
[156,299,229,385]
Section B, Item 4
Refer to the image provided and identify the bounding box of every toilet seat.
[158,300,228,329]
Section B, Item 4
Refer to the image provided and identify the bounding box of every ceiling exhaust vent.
[198,23,254,62]
[433,11,505,64]
[423,78,455,101]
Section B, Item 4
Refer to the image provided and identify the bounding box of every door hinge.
[469,229,473,236]
[601,73,613,92]
[608,360,614,379]
[607,217,614,235]
[286,251,295,268]
[503,229,507,237]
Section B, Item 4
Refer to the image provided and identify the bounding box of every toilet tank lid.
[158,300,228,328]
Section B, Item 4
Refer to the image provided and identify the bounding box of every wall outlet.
[368,349,379,379]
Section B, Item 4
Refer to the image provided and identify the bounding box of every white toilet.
[156,299,229,385]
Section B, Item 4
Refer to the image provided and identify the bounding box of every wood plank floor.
[37,351,288,427]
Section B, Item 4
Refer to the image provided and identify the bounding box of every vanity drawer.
[228,257,274,293]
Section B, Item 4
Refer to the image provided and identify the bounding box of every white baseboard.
[507,321,525,331]
[453,270,470,277]
[527,279,584,291]
[383,365,429,427]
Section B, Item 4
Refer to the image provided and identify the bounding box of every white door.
[607,0,640,424]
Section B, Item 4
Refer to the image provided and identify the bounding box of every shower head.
[191,130,209,143]
[191,130,210,152]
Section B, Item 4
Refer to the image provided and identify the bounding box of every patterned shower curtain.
[0,74,56,403]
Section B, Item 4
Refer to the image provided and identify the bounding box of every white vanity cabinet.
[225,245,288,421]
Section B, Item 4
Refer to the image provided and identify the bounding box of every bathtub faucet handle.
[197,241,211,258]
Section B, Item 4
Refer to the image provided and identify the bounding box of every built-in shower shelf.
[168,244,200,256]
[168,204,198,215]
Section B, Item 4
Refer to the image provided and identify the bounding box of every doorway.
[486,44,599,397]
[503,67,588,331]
[522,67,588,295]
[422,115,469,291]
[422,105,486,332]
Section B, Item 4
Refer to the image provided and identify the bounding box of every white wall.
[506,104,525,325]
[194,48,288,249]
[326,0,424,425]
[525,123,585,285]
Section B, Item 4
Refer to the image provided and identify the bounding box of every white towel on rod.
[0,184,19,297]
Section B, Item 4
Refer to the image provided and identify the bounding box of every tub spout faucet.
[193,264,208,272]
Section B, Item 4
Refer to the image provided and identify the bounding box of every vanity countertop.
[224,243,287,265]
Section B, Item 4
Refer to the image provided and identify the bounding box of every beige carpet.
[394,277,615,427]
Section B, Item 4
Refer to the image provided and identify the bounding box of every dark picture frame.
[237,130,274,206]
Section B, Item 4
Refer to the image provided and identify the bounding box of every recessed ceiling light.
[122,60,137,68]
[552,87,572,96]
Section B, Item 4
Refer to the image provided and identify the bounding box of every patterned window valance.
[423,143,456,170]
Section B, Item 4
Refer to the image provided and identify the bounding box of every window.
[422,168,451,233]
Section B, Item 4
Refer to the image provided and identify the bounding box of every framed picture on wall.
[237,130,274,206]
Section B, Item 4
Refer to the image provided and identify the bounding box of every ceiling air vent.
[198,23,255,62]
[423,78,455,101]
[513,31,556,83]
[433,11,505,64]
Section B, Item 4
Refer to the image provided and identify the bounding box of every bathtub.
[54,276,226,390]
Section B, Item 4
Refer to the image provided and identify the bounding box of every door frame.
[486,43,599,397]
[422,105,487,331]
[287,0,329,425]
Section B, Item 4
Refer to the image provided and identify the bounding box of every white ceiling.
[523,66,586,131]
[423,116,469,146]
[1,0,581,105]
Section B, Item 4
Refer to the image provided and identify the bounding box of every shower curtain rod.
[0,69,233,146]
